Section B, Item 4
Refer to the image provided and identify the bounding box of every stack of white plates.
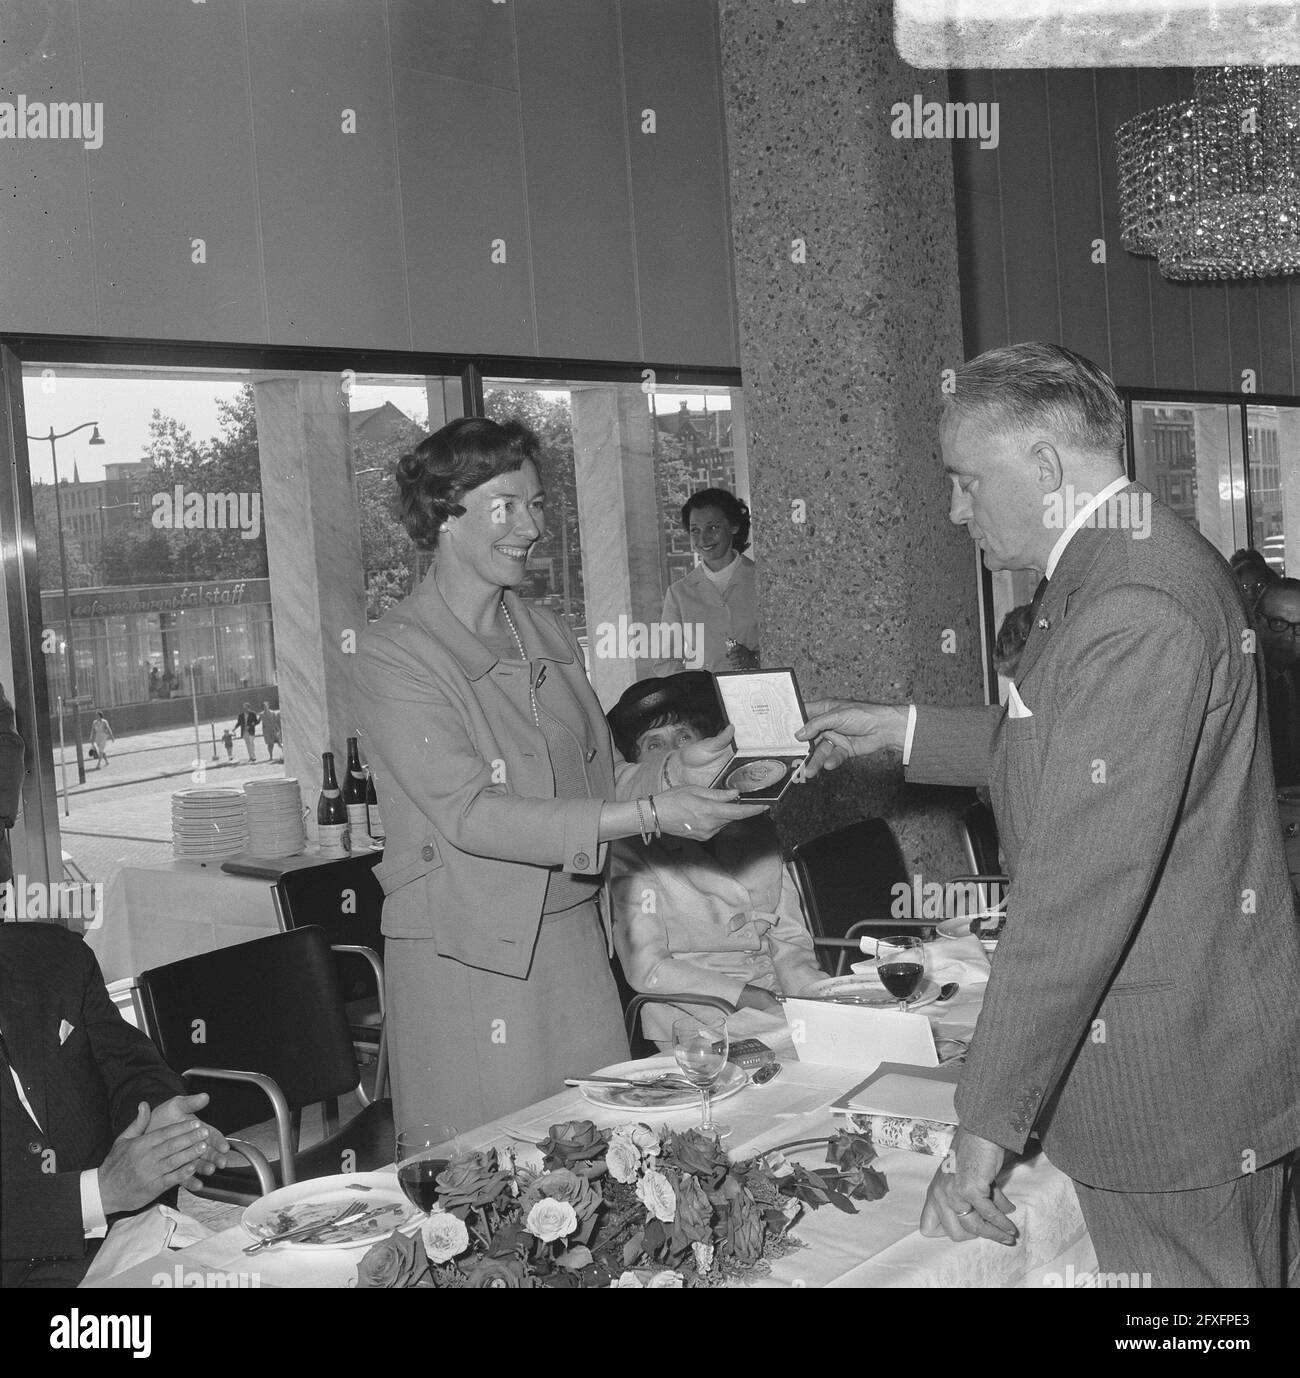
[242,778,306,857]
[172,787,248,859]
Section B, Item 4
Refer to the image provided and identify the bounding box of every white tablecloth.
[85,936,1096,1288]
[86,860,281,983]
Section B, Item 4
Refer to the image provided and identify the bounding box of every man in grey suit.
[800,343,1300,1286]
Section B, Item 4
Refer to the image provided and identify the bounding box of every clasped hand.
[98,1093,230,1216]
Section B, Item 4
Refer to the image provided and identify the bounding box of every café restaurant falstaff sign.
[49,579,271,621]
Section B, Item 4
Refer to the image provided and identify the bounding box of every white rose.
[420,1210,470,1264]
[627,1124,661,1157]
[635,1168,677,1224]
[611,1271,645,1288]
[691,1240,715,1274]
[526,1198,578,1243]
[648,1270,684,1288]
[606,1138,642,1185]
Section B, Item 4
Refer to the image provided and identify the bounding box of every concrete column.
[570,386,663,708]
[1191,407,1235,555]
[424,376,464,432]
[253,374,367,835]
[717,0,979,873]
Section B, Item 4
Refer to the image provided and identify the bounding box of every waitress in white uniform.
[658,488,759,675]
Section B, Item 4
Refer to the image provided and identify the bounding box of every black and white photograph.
[0,0,1296,1335]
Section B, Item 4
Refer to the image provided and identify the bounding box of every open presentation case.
[708,668,811,804]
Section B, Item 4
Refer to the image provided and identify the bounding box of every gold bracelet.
[647,795,662,838]
[635,797,653,846]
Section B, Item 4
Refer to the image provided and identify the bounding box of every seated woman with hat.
[607,672,824,1051]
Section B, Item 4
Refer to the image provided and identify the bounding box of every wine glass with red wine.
[396,1124,460,1214]
[876,935,926,1012]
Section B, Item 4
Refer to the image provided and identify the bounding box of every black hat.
[607,671,720,761]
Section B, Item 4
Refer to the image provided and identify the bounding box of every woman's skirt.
[385,898,629,1133]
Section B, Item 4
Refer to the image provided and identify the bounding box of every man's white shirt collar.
[1044,473,1131,580]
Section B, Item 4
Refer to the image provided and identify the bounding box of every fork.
[242,1201,365,1254]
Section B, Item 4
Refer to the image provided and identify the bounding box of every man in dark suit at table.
[1,921,228,1287]
[799,343,1300,1286]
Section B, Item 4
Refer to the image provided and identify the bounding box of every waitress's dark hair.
[395,416,543,550]
[680,487,750,555]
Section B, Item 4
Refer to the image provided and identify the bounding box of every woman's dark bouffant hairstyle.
[395,416,543,550]
[680,487,750,555]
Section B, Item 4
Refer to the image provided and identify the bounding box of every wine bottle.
[365,767,385,844]
[344,736,369,842]
[317,752,350,857]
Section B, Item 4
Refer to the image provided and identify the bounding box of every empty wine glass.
[672,1013,731,1139]
[395,1123,460,1215]
[876,935,926,1012]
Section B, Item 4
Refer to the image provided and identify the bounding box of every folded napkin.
[81,1206,214,1285]
[852,934,991,988]
[848,1113,955,1158]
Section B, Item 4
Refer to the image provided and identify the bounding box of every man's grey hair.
[944,342,1126,461]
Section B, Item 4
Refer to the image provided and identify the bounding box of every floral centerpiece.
[356,1120,888,1288]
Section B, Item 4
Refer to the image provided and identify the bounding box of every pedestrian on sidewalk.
[89,711,114,769]
[220,729,234,762]
[260,700,281,762]
[232,704,258,763]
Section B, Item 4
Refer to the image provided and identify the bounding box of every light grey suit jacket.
[907,485,1300,1191]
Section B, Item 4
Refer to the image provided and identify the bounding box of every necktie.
[1028,575,1049,626]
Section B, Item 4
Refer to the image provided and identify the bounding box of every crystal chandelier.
[1116,66,1300,281]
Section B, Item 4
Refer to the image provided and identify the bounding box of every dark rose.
[660,1129,728,1186]
[827,1130,877,1172]
[434,1152,513,1212]
[520,1167,601,1223]
[538,1121,607,1174]
[355,1229,428,1288]
[720,1184,765,1265]
[465,1256,529,1288]
[669,1170,712,1245]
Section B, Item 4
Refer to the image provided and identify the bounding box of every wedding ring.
[684,823,693,832]
[954,1207,975,1217]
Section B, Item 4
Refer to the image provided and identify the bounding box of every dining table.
[83,935,1098,1289]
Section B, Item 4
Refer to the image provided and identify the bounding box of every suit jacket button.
[573,852,590,869]
[421,844,436,861]
[28,1142,42,1154]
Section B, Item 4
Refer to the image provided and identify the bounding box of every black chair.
[138,926,394,1205]
[272,853,387,1099]
[958,798,1010,919]
[791,818,925,972]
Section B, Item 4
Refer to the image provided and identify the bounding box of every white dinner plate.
[240,1173,416,1250]
[803,972,942,1011]
[579,1055,749,1112]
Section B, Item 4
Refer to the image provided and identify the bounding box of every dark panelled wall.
[0,0,738,367]
[951,69,1300,395]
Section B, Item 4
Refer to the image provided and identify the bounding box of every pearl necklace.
[500,597,540,728]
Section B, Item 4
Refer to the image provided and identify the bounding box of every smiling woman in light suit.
[353,418,766,1132]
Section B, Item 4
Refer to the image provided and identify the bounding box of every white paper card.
[849,1071,958,1124]
[784,1000,937,1074]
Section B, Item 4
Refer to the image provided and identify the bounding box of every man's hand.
[919,1127,1018,1246]
[796,700,909,777]
[98,1101,214,1216]
[725,643,761,670]
[147,1093,229,1182]
[669,724,738,788]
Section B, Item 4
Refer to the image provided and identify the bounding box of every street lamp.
[28,421,105,785]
